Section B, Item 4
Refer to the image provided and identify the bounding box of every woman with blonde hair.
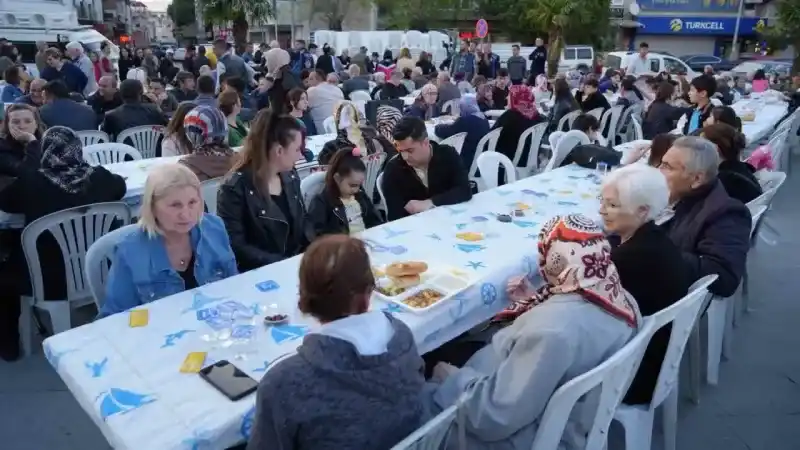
[396,47,415,73]
[99,163,237,317]
[217,110,314,271]
[318,101,392,165]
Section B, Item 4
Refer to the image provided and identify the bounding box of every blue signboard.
[638,17,767,35]
[640,0,740,13]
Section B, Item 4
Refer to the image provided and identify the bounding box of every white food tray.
[372,265,473,314]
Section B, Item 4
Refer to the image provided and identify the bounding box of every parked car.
[730,59,792,78]
[561,45,595,73]
[605,51,701,79]
[680,54,737,72]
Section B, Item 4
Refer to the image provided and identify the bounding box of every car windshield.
[732,61,763,73]
[605,55,623,70]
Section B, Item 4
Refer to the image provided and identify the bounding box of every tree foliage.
[307,0,365,31]
[197,0,273,51]
[763,0,800,72]
[167,0,196,29]
[375,0,459,31]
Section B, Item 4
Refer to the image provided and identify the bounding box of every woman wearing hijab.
[434,96,490,168]
[0,126,126,306]
[265,47,301,114]
[178,105,237,182]
[428,214,640,450]
[318,101,393,165]
[375,105,402,142]
[492,85,544,170]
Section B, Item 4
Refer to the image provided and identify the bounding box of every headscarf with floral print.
[494,213,638,327]
[508,85,539,120]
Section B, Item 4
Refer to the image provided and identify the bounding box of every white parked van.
[605,51,700,79]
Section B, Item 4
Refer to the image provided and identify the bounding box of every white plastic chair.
[201,178,223,215]
[556,109,582,132]
[439,132,467,154]
[546,131,565,150]
[376,172,388,212]
[84,224,139,310]
[350,90,372,103]
[512,123,548,177]
[363,151,386,201]
[83,143,142,166]
[600,105,625,143]
[116,125,165,159]
[614,275,717,450]
[477,152,517,190]
[468,127,503,184]
[20,203,131,355]
[543,130,590,172]
[391,398,466,450]
[442,99,460,116]
[629,117,644,142]
[300,172,326,206]
[531,318,657,450]
[586,107,604,120]
[323,116,337,134]
[76,130,110,147]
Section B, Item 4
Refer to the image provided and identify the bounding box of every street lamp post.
[730,0,745,60]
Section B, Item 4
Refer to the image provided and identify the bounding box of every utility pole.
[730,0,745,60]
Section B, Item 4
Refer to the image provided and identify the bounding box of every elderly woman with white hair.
[405,83,441,120]
[98,163,238,318]
[599,163,691,405]
[264,47,301,114]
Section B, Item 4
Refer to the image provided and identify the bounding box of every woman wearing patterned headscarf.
[492,85,545,171]
[375,105,402,141]
[434,96,490,168]
[179,105,237,181]
[0,126,125,333]
[427,214,640,450]
[318,101,394,166]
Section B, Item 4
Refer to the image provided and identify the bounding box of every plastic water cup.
[596,162,609,177]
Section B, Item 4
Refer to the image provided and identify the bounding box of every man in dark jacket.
[528,38,547,84]
[40,48,88,96]
[172,71,198,103]
[659,136,751,298]
[39,80,98,131]
[88,75,123,123]
[102,79,167,140]
[383,117,472,221]
[377,71,410,101]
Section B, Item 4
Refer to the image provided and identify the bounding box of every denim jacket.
[98,214,238,318]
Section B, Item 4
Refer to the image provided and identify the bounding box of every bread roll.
[385,261,428,277]
[389,274,421,289]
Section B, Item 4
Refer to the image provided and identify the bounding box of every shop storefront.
[635,16,767,57]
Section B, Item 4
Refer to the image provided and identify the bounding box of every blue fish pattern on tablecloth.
[182,291,226,314]
[466,261,485,270]
[381,303,404,314]
[496,190,513,196]
[512,221,537,228]
[253,360,271,373]
[161,330,194,348]
[455,223,468,230]
[44,346,74,371]
[182,431,215,450]
[455,243,485,253]
[448,292,467,321]
[471,216,489,222]
[85,357,109,378]
[363,239,408,255]
[271,325,309,344]
[383,227,410,238]
[558,201,579,207]
[445,207,467,215]
[481,283,498,306]
[525,233,538,239]
[521,189,549,198]
[217,301,254,318]
[96,388,155,421]
[240,406,256,439]
[426,233,442,241]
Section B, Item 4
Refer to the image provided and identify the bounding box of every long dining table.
[42,148,638,450]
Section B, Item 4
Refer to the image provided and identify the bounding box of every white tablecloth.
[0,134,337,229]
[43,162,621,450]
[674,99,787,144]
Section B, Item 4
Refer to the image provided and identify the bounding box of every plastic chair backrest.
[363,151,386,200]
[544,130,590,172]
[557,109,582,132]
[201,178,222,214]
[548,131,565,149]
[468,127,503,180]
[600,105,625,141]
[648,274,717,409]
[116,125,165,159]
[587,107,604,120]
[753,170,786,207]
[85,224,139,309]
[83,143,142,166]
[350,90,372,103]
[531,318,657,450]
[477,151,516,190]
[439,132,468,154]
[22,202,132,304]
[376,172,388,211]
[442,99,460,116]
[77,130,111,147]
[323,116,337,134]
[513,123,548,174]
[300,171,326,206]
[746,203,768,237]
[630,117,644,141]
[390,403,460,450]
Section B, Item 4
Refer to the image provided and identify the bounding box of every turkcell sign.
[638,17,766,35]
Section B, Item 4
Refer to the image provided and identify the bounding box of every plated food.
[373,261,472,313]
[403,289,445,308]
[375,261,428,296]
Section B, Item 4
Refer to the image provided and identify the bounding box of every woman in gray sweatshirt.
[247,235,429,450]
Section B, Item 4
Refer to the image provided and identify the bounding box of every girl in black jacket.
[308,147,383,236]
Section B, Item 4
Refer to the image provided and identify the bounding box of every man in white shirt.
[308,72,344,132]
[626,42,651,77]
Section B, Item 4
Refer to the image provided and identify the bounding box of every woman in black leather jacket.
[217,110,314,272]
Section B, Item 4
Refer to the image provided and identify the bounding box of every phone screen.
[199,360,258,401]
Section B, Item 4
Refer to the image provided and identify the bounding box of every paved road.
[2,159,800,450]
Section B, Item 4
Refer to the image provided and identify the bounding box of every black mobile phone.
[199,360,259,401]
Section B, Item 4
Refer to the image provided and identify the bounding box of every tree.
[167,0,196,28]
[197,0,273,52]
[306,0,365,31]
[764,0,800,73]
[375,0,458,31]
